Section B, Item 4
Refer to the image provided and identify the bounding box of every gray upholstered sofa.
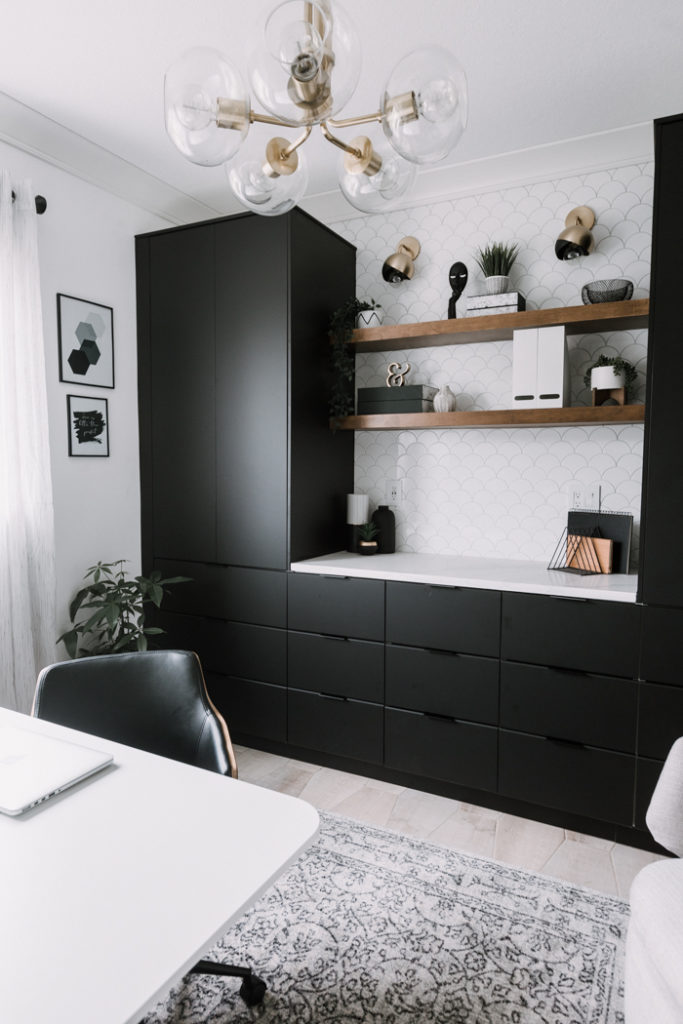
[625,737,683,1022]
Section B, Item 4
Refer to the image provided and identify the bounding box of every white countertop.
[290,552,638,602]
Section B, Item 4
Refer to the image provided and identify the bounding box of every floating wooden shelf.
[350,299,649,352]
[333,404,646,431]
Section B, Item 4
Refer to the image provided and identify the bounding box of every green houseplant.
[57,560,191,658]
[329,297,380,420]
[473,241,520,295]
[583,355,638,392]
[357,521,379,555]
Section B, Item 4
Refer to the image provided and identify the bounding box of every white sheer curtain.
[0,172,56,711]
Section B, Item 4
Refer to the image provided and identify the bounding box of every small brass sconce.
[555,206,596,260]
[382,236,421,283]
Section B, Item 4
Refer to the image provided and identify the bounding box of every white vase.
[433,385,456,412]
[356,307,383,328]
[591,365,625,390]
[485,275,510,295]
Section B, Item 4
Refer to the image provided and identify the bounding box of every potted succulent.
[583,355,638,394]
[357,521,379,555]
[329,297,380,421]
[57,559,190,658]
[474,241,520,295]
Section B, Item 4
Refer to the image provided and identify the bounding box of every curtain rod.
[11,191,47,214]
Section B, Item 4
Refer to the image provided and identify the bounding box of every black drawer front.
[207,674,286,743]
[153,611,286,683]
[635,757,664,830]
[499,730,635,826]
[386,645,498,724]
[641,606,683,686]
[288,689,383,763]
[288,573,384,640]
[288,632,383,703]
[638,682,683,760]
[501,593,640,677]
[155,559,286,627]
[386,582,500,656]
[385,708,497,791]
[500,661,637,752]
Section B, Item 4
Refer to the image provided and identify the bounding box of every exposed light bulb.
[227,146,309,216]
[175,86,215,131]
[276,21,325,79]
[231,162,279,206]
[416,78,459,124]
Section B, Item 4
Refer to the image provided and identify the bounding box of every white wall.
[0,140,169,645]
[327,160,652,565]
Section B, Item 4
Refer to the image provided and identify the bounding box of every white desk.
[0,708,319,1024]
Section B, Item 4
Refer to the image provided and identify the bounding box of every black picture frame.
[67,394,110,457]
[58,293,114,389]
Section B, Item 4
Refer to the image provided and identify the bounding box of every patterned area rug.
[145,812,628,1024]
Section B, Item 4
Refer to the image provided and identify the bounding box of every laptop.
[0,724,113,816]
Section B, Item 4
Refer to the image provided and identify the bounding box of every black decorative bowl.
[581,279,634,304]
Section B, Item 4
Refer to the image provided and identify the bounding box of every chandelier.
[164,0,468,216]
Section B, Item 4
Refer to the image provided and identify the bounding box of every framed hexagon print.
[57,294,114,388]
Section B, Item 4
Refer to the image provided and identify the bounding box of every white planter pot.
[591,365,626,390]
[356,308,383,328]
[433,385,457,412]
[485,275,510,295]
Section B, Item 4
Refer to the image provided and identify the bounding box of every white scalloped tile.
[332,160,652,564]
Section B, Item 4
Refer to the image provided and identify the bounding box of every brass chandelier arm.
[326,110,383,129]
[280,125,312,159]
[320,121,364,159]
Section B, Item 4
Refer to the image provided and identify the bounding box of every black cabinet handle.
[319,692,348,702]
[545,735,586,749]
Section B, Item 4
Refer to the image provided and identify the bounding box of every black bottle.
[372,505,395,554]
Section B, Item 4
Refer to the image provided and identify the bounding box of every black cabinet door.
[639,113,683,606]
[288,573,385,641]
[215,216,289,570]
[386,645,498,724]
[288,632,384,703]
[640,606,683,686]
[385,708,497,792]
[143,227,217,562]
[288,689,383,763]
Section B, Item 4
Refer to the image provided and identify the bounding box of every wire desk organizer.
[548,507,633,576]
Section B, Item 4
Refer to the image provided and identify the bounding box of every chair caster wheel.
[240,974,267,1006]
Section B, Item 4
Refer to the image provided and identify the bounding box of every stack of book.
[356,384,438,415]
[466,292,526,317]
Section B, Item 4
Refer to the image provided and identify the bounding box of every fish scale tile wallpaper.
[328,161,652,564]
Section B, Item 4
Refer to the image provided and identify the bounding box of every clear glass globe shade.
[339,144,417,214]
[227,147,309,216]
[248,0,361,126]
[381,46,468,164]
[164,48,250,166]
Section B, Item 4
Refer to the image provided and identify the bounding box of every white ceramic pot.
[591,365,625,390]
[356,307,383,328]
[485,275,510,295]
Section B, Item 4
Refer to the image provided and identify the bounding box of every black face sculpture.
[448,262,468,318]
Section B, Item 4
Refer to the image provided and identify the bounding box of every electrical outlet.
[568,483,601,510]
[385,478,403,505]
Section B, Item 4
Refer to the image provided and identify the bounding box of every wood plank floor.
[235,745,663,898]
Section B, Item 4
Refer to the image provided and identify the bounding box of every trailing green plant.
[358,521,379,541]
[57,560,191,659]
[583,354,638,390]
[473,241,520,278]
[329,297,380,421]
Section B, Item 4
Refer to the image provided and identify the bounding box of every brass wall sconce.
[382,237,421,284]
[555,206,596,260]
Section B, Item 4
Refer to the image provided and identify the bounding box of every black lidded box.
[357,384,437,415]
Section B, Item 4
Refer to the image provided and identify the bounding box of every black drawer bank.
[188,573,670,853]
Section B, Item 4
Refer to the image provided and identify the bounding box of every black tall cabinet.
[639,112,683,607]
[136,209,356,737]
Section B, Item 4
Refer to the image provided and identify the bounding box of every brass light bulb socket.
[263,137,300,178]
[343,136,383,177]
[215,97,250,132]
[383,90,419,126]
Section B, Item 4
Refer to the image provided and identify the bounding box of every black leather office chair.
[33,649,266,1008]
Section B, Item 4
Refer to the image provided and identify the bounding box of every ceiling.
[2,0,683,220]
